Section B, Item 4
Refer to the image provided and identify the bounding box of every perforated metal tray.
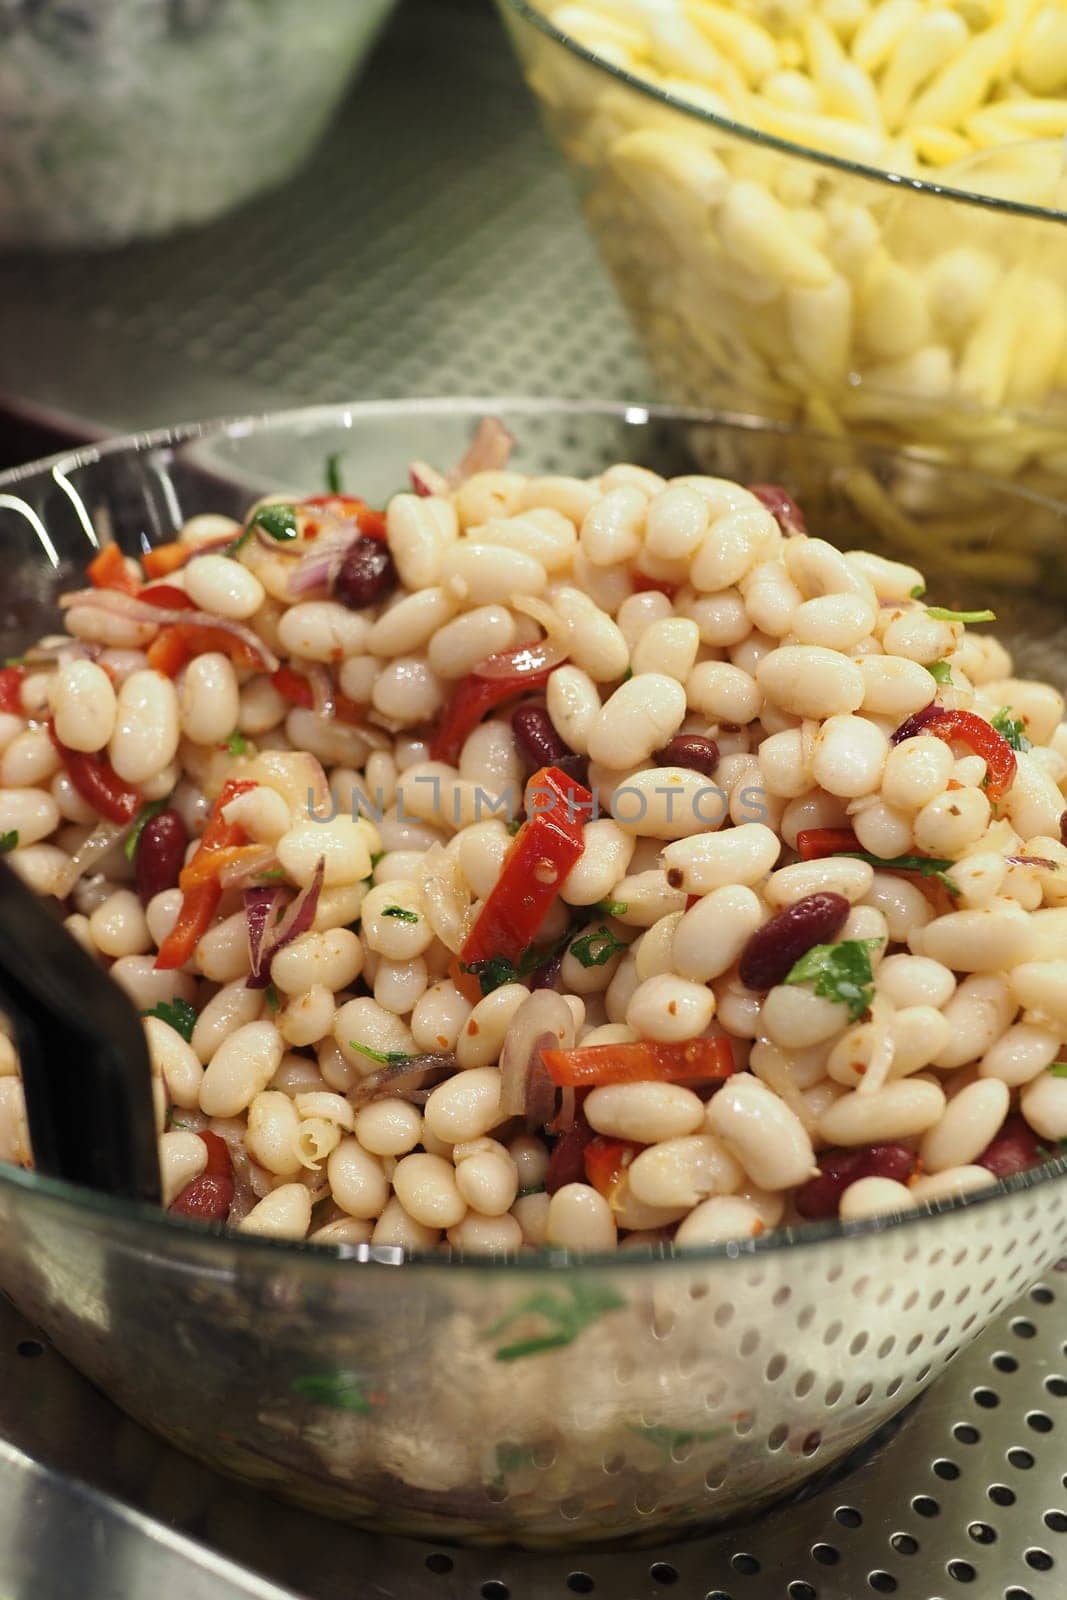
[5,1273,1066,1600]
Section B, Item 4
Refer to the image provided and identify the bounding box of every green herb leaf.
[0,830,17,854]
[249,504,299,543]
[517,1183,546,1198]
[461,926,575,997]
[569,924,627,968]
[990,707,1031,753]
[925,605,996,624]
[350,1041,410,1067]
[493,1442,537,1483]
[3,656,25,667]
[370,850,384,868]
[265,984,280,1014]
[1050,1063,1067,1079]
[226,729,248,756]
[325,453,343,495]
[909,584,926,599]
[840,848,960,898]
[383,906,419,923]
[628,1423,727,1461]
[255,868,287,883]
[124,799,167,862]
[925,660,953,684]
[785,939,881,1022]
[142,997,197,1043]
[292,1371,371,1413]
[506,816,524,836]
[592,899,629,918]
[621,666,633,682]
[486,1281,626,1362]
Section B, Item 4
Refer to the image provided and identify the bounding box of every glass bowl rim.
[2,391,1066,1275]
[498,0,1067,226]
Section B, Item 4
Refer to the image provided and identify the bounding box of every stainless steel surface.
[4,1274,1065,1598]
[0,0,646,439]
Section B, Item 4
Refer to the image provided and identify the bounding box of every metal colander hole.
[891,1534,918,1555]
[713,1303,735,1328]
[484,1482,508,1504]
[1004,1589,1036,1600]
[425,1555,453,1575]
[601,1453,625,1475]
[15,1340,44,1359]
[855,1382,874,1406]
[973,1387,1000,1409]
[968,1522,997,1544]
[1008,1447,1035,1469]
[687,1282,709,1301]
[796,1305,816,1330]
[993,1352,1019,1374]
[794,1369,816,1398]
[885,1376,904,1398]
[823,1320,844,1347]
[812,1543,840,1565]
[1032,1285,1055,1304]
[878,1336,896,1358]
[766,1423,789,1452]
[705,1591,733,1600]
[868,1574,897,1594]
[989,1484,1016,1506]
[929,1289,946,1310]
[1044,1511,1067,1533]
[825,1379,845,1406]
[1027,1410,1053,1433]
[946,1559,976,1583]
[765,1353,787,1382]
[835,1506,862,1528]
[705,1467,727,1491]
[481,1584,509,1600]
[738,1329,760,1357]
[788,1586,816,1600]
[566,1574,594,1593]
[1011,1317,1037,1339]
[1024,1548,1054,1571]
[933,1459,960,1481]
[906,1333,924,1354]
[954,1423,981,1444]
[772,1285,791,1307]
[1045,1375,1067,1397]
[913,1496,941,1517]
[731,1554,759,1576]
[850,1332,869,1356]
[650,1563,678,1584]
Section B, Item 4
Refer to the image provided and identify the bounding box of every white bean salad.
[1,422,1066,1253]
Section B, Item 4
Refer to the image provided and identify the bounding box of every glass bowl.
[1,399,1066,1549]
[496,1,1067,502]
[0,0,396,250]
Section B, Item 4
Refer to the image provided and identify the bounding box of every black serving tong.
[0,858,160,1204]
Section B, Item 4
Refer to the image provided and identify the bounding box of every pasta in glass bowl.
[496,0,1067,514]
[0,399,1066,1548]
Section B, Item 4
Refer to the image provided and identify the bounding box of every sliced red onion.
[451,417,515,484]
[476,640,568,682]
[54,820,131,899]
[348,1052,457,1108]
[1004,855,1057,871]
[889,703,939,745]
[306,664,336,721]
[246,857,325,989]
[245,887,288,982]
[58,588,278,673]
[499,990,575,1119]
[410,460,450,498]
[287,525,364,598]
[748,483,808,538]
[218,845,279,889]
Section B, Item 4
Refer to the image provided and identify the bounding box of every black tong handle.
[0,859,160,1203]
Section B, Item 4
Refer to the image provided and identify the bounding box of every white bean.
[238,1184,312,1241]
[109,670,180,784]
[818,1078,946,1145]
[545,1183,617,1251]
[587,673,686,769]
[178,653,241,746]
[920,1078,1009,1173]
[51,659,117,753]
[199,1021,283,1118]
[839,1177,916,1220]
[706,1074,816,1189]
[585,1082,705,1142]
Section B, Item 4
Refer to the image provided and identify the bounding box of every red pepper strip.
[584,1136,643,1203]
[453,765,592,1003]
[890,706,1017,801]
[542,1036,736,1089]
[272,666,314,708]
[155,779,256,970]
[140,583,195,610]
[302,494,388,541]
[147,620,268,678]
[143,542,193,580]
[797,827,862,861]
[0,666,25,715]
[49,723,143,824]
[271,666,365,728]
[169,1131,235,1222]
[87,542,140,595]
[430,642,565,764]
[631,572,679,599]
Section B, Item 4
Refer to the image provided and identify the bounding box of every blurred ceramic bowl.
[0,0,397,249]
[496,0,1067,501]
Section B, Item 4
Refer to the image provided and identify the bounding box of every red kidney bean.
[511,703,586,783]
[168,1131,234,1223]
[136,808,188,904]
[334,536,396,609]
[795,1143,914,1220]
[545,1114,596,1194]
[738,892,850,991]
[977,1113,1041,1179]
[747,483,808,538]
[653,733,720,777]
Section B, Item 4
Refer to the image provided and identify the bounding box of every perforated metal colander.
[2,401,1067,1551]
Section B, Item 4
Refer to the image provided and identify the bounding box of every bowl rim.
[498,0,1067,226]
[3,391,1067,1274]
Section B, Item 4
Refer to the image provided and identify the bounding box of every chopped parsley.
[925,660,953,684]
[350,1041,411,1067]
[248,504,299,542]
[292,1371,371,1413]
[569,924,627,968]
[628,1423,726,1461]
[925,605,996,624]
[486,1281,626,1362]
[785,939,881,1022]
[383,906,419,923]
[265,984,280,1014]
[461,925,574,996]
[325,452,344,495]
[506,815,524,836]
[990,707,1031,753]
[909,583,926,599]
[840,848,960,898]
[124,798,167,862]
[493,1442,537,1483]
[0,830,17,854]
[255,868,287,883]
[592,898,628,918]
[1050,1063,1067,1079]
[621,666,633,682]
[226,729,248,756]
[142,997,197,1043]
